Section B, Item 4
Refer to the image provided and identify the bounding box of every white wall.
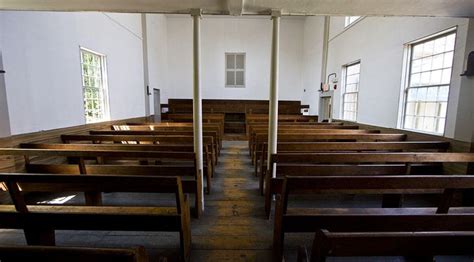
[146,14,168,114]
[326,16,470,141]
[1,11,145,135]
[0,12,11,137]
[302,16,325,115]
[164,15,305,103]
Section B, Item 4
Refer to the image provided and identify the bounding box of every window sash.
[80,49,109,123]
[226,53,245,88]
[342,62,360,121]
[402,31,455,134]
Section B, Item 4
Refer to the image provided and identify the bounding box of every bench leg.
[24,227,55,246]
[264,174,272,219]
[85,192,103,206]
[381,194,403,208]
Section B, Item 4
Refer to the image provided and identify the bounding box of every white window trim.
[225,52,246,88]
[79,46,111,124]
[344,16,363,28]
[341,60,361,122]
[397,27,457,136]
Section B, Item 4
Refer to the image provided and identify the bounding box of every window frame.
[399,28,457,135]
[344,16,362,27]
[341,61,361,122]
[225,52,246,88]
[79,47,110,124]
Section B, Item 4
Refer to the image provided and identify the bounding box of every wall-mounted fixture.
[461,51,473,77]
[0,70,5,74]
[146,85,152,95]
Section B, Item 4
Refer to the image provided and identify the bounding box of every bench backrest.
[0,245,149,262]
[282,175,474,214]
[1,173,186,213]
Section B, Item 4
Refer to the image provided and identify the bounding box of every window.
[402,30,456,134]
[225,53,245,88]
[345,16,361,27]
[80,48,110,123]
[342,62,361,121]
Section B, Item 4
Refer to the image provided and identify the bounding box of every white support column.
[191,9,204,214]
[141,14,151,117]
[267,10,281,179]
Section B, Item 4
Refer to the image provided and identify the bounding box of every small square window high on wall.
[225,53,245,88]
[80,48,110,124]
[401,29,456,135]
[345,16,361,27]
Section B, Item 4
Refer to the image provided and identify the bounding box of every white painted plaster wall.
[145,14,168,114]
[0,12,11,137]
[302,16,325,115]
[326,16,470,141]
[1,11,145,135]
[164,15,305,103]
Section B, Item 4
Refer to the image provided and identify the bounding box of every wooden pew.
[118,123,223,150]
[298,230,474,262]
[273,175,474,262]
[61,134,218,166]
[0,173,191,261]
[250,132,407,161]
[90,130,221,156]
[246,121,346,137]
[256,140,450,178]
[20,142,215,180]
[0,148,204,217]
[247,124,360,154]
[264,152,474,218]
[249,129,380,163]
[0,245,149,262]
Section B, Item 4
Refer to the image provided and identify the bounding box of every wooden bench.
[298,230,474,262]
[246,122,347,137]
[265,152,474,218]
[250,132,407,162]
[20,142,215,180]
[249,129,380,164]
[256,140,450,181]
[61,134,218,166]
[0,148,204,217]
[273,175,474,261]
[0,173,191,261]
[118,123,223,150]
[0,245,149,262]
[90,130,221,156]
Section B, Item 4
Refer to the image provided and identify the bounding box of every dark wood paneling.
[168,99,302,115]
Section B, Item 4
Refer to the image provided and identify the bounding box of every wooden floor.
[1,141,472,261]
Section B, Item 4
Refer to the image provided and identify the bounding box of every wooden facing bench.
[298,230,474,262]
[273,175,474,261]
[0,245,149,262]
[0,148,204,217]
[0,173,191,261]
[265,152,474,218]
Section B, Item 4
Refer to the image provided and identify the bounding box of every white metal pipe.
[191,9,204,213]
[267,11,280,179]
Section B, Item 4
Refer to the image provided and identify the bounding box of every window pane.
[437,118,446,133]
[433,37,446,54]
[445,34,456,51]
[431,54,443,70]
[430,70,442,85]
[235,71,244,86]
[226,54,235,69]
[443,51,454,68]
[235,54,244,69]
[343,62,360,121]
[226,71,235,86]
[438,86,449,101]
[406,102,416,115]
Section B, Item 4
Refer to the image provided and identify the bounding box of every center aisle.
[191,140,273,261]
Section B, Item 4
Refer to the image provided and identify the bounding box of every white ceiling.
[1,0,473,17]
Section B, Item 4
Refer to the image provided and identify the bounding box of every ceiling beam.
[1,0,473,17]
